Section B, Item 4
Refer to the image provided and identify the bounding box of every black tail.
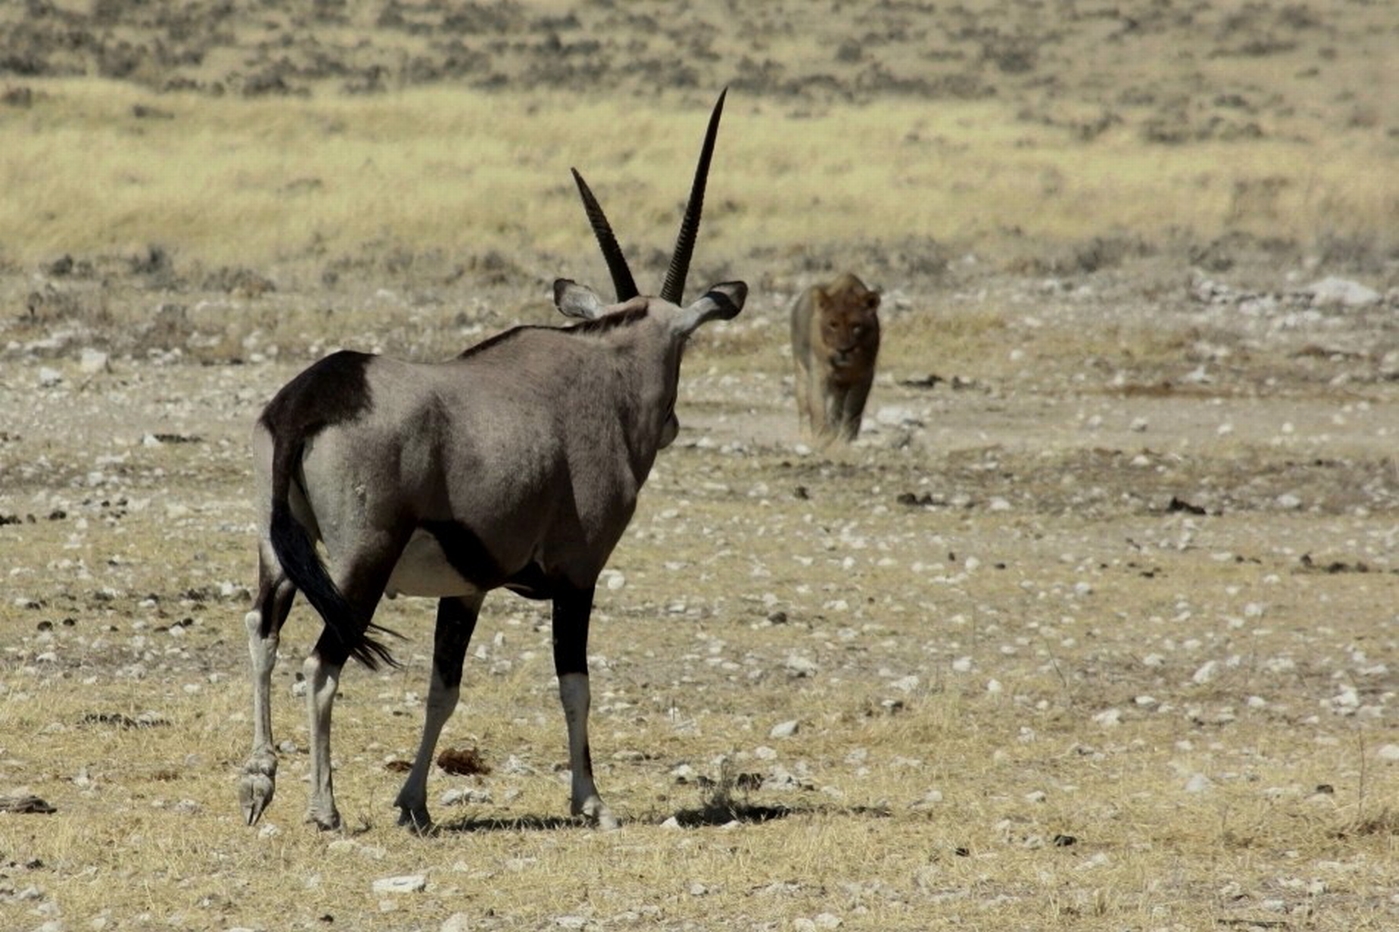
[267,437,398,670]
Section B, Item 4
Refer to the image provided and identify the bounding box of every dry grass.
[3,421,1398,930]
[0,80,1393,271]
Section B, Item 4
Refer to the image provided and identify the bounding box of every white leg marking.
[240,609,279,825]
[303,652,342,830]
[559,672,618,830]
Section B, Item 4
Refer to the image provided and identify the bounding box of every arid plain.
[1,1,1397,930]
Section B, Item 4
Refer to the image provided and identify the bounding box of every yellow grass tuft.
[1,80,1393,268]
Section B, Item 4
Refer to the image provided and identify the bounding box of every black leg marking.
[434,596,480,690]
[552,584,596,677]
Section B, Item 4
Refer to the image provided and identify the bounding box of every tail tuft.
[268,495,400,671]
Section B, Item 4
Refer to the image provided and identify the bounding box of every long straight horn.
[659,88,727,305]
[571,168,639,302]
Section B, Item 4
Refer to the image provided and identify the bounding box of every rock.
[875,405,922,427]
[1184,773,1213,793]
[769,719,799,738]
[442,914,473,932]
[1192,660,1220,685]
[784,654,819,678]
[1092,708,1122,727]
[0,794,55,814]
[1305,277,1380,308]
[372,874,427,894]
[910,789,944,809]
[38,367,62,387]
[79,348,110,374]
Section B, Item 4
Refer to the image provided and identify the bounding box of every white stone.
[1306,277,1380,308]
[875,405,920,427]
[1192,660,1220,685]
[442,915,473,932]
[372,875,427,895]
[1184,773,1213,793]
[911,789,944,809]
[79,348,110,374]
[1092,708,1122,727]
[770,719,799,739]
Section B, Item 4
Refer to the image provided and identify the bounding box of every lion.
[790,272,882,442]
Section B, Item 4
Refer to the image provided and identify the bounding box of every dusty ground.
[2,248,1398,931]
[2,2,1399,931]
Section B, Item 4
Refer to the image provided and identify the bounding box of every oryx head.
[557,89,745,449]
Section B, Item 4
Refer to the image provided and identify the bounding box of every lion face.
[818,279,881,370]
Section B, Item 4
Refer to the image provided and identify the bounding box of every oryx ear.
[553,279,607,320]
[672,281,747,337]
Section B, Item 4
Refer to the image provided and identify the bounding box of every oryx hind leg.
[241,552,296,826]
[303,549,399,831]
[553,584,618,830]
[394,593,484,833]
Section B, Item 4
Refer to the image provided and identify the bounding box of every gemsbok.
[238,91,745,832]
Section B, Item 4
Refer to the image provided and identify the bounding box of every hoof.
[397,807,434,835]
[305,807,343,832]
[576,797,619,831]
[239,754,277,826]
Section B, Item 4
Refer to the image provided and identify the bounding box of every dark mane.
[566,305,650,334]
[457,306,650,360]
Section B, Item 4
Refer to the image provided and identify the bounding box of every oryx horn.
[571,167,639,302]
[660,88,727,305]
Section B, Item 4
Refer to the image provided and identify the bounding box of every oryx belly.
[385,529,481,598]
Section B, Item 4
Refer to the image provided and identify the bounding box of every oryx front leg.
[240,562,294,826]
[553,585,618,830]
[394,594,482,833]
